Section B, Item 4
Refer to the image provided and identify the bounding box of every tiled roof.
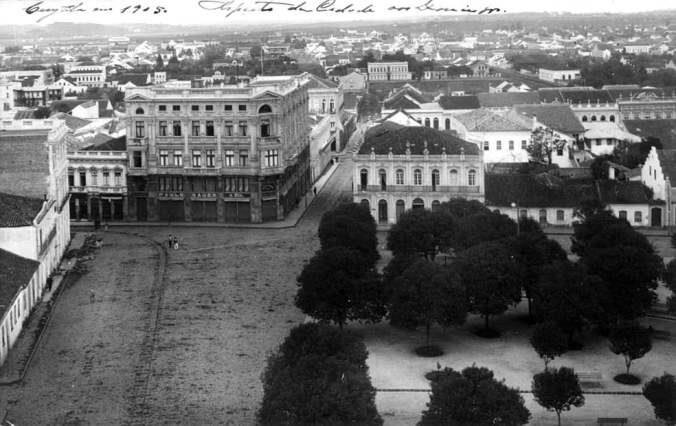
[0,132,51,198]
[438,95,480,110]
[0,248,40,320]
[477,92,539,108]
[84,135,126,151]
[13,110,36,120]
[454,109,530,132]
[583,122,641,142]
[52,112,92,130]
[114,73,150,86]
[485,173,596,207]
[538,88,615,104]
[360,122,479,156]
[510,104,585,134]
[596,180,651,204]
[50,99,88,112]
[623,120,676,149]
[0,192,44,227]
[384,95,421,110]
[657,149,676,183]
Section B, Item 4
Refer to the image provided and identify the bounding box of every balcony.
[356,185,481,194]
[191,192,218,200]
[131,137,148,145]
[69,185,128,194]
[158,191,184,200]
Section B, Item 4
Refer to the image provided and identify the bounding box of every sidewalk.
[71,161,341,230]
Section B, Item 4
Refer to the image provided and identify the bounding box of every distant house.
[339,71,367,92]
[52,77,87,95]
[71,100,114,120]
[367,62,412,81]
[623,42,652,55]
[110,73,152,92]
[537,68,581,84]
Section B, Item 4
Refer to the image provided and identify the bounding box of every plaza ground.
[1,157,674,425]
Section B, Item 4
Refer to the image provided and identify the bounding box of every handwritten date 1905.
[121,5,167,14]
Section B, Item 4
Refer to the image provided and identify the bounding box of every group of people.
[168,234,180,250]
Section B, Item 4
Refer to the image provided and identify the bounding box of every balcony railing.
[69,185,127,193]
[356,185,481,194]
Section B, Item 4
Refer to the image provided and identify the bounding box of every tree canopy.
[419,365,530,426]
[386,209,454,260]
[643,374,676,425]
[527,126,567,165]
[318,202,379,269]
[530,322,569,368]
[532,367,585,426]
[609,323,652,377]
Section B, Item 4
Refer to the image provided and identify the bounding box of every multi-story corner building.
[13,85,64,107]
[353,122,484,225]
[123,74,312,223]
[68,136,128,222]
[64,65,107,88]
[367,62,412,81]
[0,123,71,366]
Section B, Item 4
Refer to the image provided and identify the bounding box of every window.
[132,151,142,168]
[619,210,627,220]
[610,115,616,122]
[114,171,121,186]
[596,139,602,146]
[159,105,167,112]
[102,171,110,186]
[238,104,247,112]
[591,115,597,121]
[191,105,199,111]
[582,115,588,122]
[556,147,564,156]
[521,140,527,150]
[172,105,180,111]
[159,150,168,166]
[135,121,145,138]
[260,119,270,137]
[206,150,215,168]
[265,149,279,167]
[322,99,326,113]
[449,169,458,185]
[509,140,514,150]
[68,173,74,187]
[414,169,422,185]
[445,118,451,130]
[192,150,201,167]
[424,118,430,127]
[239,150,248,167]
[468,169,476,186]
[206,121,214,136]
[607,139,613,146]
[483,141,489,151]
[600,115,606,121]
[379,169,387,191]
[496,140,502,150]
[225,150,235,166]
[225,104,233,111]
[360,169,368,189]
[395,169,404,185]
[173,121,182,136]
[173,150,183,166]
[432,169,440,190]
[191,120,200,136]
[539,209,547,224]
[135,107,144,115]
[205,105,213,111]
[239,121,247,136]
[634,211,642,223]
[159,121,167,136]
[259,104,272,114]
[556,210,564,221]
[433,117,439,130]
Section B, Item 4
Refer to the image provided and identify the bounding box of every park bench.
[577,371,603,388]
[597,417,628,425]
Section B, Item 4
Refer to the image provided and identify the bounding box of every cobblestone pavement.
[1,159,353,425]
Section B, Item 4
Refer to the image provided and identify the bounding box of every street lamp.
[511,202,520,236]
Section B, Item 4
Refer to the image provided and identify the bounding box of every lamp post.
[511,202,520,236]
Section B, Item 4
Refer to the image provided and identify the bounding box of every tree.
[34,106,52,119]
[530,322,569,369]
[452,211,517,251]
[527,126,567,165]
[318,202,379,269]
[643,374,676,425]
[419,365,530,425]
[155,54,164,70]
[609,323,652,381]
[456,241,523,336]
[532,367,585,426]
[387,259,467,350]
[296,247,385,330]
[534,261,601,348]
[386,209,454,260]
[250,45,263,59]
[439,198,490,219]
[259,323,382,425]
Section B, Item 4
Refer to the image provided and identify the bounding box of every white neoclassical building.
[353,122,484,225]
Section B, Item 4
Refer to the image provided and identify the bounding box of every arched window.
[329,99,335,114]
[449,169,458,185]
[395,169,404,185]
[468,169,476,186]
[445,118,451,130]
[414,169,422,185]
[591,115,597,122]
[600,115,606,121]
[432,169,440,190]
[582,115,588,122]
[424,118,431,127]
[378,200,388,224]
[379,169,387,191]
[360,199,370,211]
[396,200,405,221]
[360,169,368,190]
[135,107,144,115]
[609,115,616,122]
[433,117,439,130]
[432,200,441,212]
[412,198,424,210]
[321,99,326,113]
[259,104,272,114]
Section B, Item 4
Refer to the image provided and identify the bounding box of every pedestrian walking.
[168,234,173,249]
[90,290,95,303]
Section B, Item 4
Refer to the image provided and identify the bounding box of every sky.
[0,0,675,26]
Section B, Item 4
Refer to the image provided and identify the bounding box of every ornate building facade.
[122,75,312,223]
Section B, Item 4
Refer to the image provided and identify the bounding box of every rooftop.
[509,104,585,134]
[0,248,40,320]
[0,192,44,227]
[485,173,596,207]
[359,122,479,156]
[454,109,530,132]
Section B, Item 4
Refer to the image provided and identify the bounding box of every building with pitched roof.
[353,122,484,225]
[367,61,411,81]
[450,109,532,163]
[64,65,106,88]
[122,74,312,223]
